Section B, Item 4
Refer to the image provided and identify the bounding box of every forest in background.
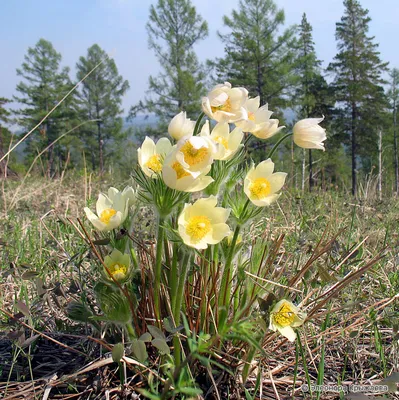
[0,0,398,199]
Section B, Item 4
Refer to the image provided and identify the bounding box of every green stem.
[193,112,205,136]
[173,252,191,366]
[170,243,179,313]
[126,321,136,340]
[154,216,165,324]
[267,132,292,159]
[219,224,241,311]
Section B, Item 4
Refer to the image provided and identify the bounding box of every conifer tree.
[388,68,399,195]
[0,98,16,177]
[131,0,208,125]
[76,44,129,173]
[296,13,334,191]
[211,0,297,112]
[328,0,388,196]
[14,39,73,177]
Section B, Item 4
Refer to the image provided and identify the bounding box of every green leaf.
[132,339,148,362]
[139,332,152,342]
[16,301,30,317]
[147,325,166,340]
[178,387,202,396]
[151,338,170,355]
[93,238,111,245]
[21,270,39,280]
[112,343,124,363]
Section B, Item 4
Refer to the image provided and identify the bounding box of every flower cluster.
[83,81,324,342]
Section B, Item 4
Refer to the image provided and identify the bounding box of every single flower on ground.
[84,187,132,231]
[269,299,306,342]
[103,249,131,283]
[244,159,287,207]
[293,117,327,150]
[138,136,173,178]
[178,196,231,249]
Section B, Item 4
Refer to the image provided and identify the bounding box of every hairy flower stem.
[219,224,241,312]
[173,252,191,366]
[126,321,136,340]
[154,216,165,324]
[170,243,179,312]
[267,132,292,159]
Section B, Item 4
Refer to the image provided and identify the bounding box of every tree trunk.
[378,129,382,201]
[351,103,357,197]
[394,100,398,196]
[97,121,104,175]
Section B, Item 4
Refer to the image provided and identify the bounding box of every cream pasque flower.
[244,159,287,207]
[107,186,136,207]
[168,111,195,141]
[269,299,306,342]
[175,135,216,173]
[138,136,172,177]
[178,196,231,249]
[84,188,131,231]
[162,155,214,193]
[202,82,248,123]
[103,249,131,283]
[236,97,284,139]
[293,117,326,150]
[200,121,243,161]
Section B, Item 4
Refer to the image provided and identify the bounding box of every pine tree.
[0,98,16,177]
[76,44,129,173]
[296,13,334,191]
[131,0,208,125]
[328,0,388,196]
[210,0,297,112]
[387,68,399,195]
[14,39,74,177]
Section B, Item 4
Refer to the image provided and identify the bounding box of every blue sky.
[1,0,399,114]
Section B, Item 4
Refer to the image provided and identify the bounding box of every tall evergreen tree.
[296,13,334,191]
[76,44,129,173]
[387,68,399,196]
[210,0,297,112]
[0,98,16,177]
[328,0,388,196]
[131,0,208,125]
[14,39,74,177]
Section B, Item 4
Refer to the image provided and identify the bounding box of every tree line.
[1,0,399,198]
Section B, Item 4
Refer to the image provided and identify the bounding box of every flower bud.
[293,117,326,150]
[168,111,195,140]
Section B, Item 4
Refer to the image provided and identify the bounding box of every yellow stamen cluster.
[186,215,212,243]
[100,208,117,224]
[272,302,296,327]
[172,161,191,179]
[146,154,162,173]
[249,178,271,199]
[108,262,128,280]
[248,111,255,121]
[211,98,232,114]
[180,142,209,167]
[214,136,228,149]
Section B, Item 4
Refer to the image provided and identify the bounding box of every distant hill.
[124,114,159,129]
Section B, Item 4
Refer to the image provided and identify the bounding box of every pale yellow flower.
[236,97,284,139]
[168,111,195,141]
[293,117,326,150]
[269,299,306,342]
[202,82,248,123]
[174,135,216,173]
[178,196,231,249]
[138,136,172,177]
[103,249,131,283]
[244,159,287,207]
[200,121,243,161]
[84,187,133,231]
[162,155,214,193]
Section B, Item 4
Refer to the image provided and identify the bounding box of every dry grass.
[0,174,398,399]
